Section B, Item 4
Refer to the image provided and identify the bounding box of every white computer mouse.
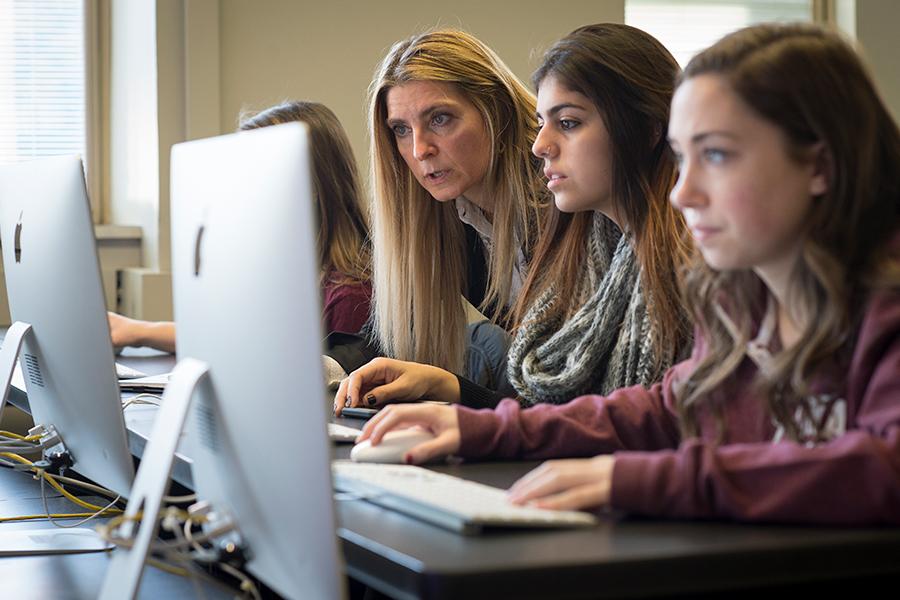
[350,429,436,463]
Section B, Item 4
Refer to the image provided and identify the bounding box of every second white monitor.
[170,122,344,599]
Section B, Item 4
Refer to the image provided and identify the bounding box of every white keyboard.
[332,461,597,534]
[115,362,147,380]
[328,423,363,443]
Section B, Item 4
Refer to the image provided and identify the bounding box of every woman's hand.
[507,456,615,511]
[356,404,461,464]
[333,357,460,416]
[107,313,176,353]
[108,312,146,350]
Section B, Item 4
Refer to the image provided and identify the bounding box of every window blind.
[626,0,811,67]
[0,0,86,167]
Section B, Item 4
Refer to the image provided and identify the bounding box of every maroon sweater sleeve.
[456,378,683,460]
[323,280,372,335]
[611,293,900,525]
[456,334,702,460]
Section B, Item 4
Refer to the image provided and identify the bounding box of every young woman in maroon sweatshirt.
[355,23,900,525]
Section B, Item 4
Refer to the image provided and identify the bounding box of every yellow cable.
[0,430,41,441]
[94,517,194,578]
[42,473,120,512]
[146,557,191,577]
[0,453,199,581]
[99,508,199,538]
[0,512,112,523]
[0,451,35,466]
[0,452,123,513]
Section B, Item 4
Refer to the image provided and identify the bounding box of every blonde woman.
[109,101,372,351]
[327,29,546,387]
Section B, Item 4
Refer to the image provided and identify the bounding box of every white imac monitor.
[169,123,343,598]
[0,155,134,496]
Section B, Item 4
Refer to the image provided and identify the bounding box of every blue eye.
[431,113,451,127]
[703,148,729,164]
[391,124,410,138]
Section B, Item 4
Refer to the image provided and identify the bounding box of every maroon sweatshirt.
[456,289,900,525]
[323,277,371,335]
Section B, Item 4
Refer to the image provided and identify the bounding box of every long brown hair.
[239,101,371,285]
[675,24,900,439]
[369,29,545,372]
[516,23,692,364]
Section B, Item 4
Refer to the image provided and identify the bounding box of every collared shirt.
[455,196,527,307]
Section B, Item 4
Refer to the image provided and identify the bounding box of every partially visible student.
[109,101,372,352]
[324,29,545,383]
[357,23,900,524]
[336,24,691,414]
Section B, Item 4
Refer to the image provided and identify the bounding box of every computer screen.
[169,122,344,599]
[0,155,134,497]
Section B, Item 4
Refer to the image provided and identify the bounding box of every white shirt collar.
[455,196,493,241]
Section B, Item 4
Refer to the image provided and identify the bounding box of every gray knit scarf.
[507,212,666,405]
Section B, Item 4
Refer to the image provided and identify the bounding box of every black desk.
[4,343,900,599]
[334,456,900,599]
[0,456,235,598]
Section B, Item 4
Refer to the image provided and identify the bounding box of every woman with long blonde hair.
[352,29,545,377]
[329,29,546,392]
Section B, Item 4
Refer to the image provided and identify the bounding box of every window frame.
[85,0,104,222]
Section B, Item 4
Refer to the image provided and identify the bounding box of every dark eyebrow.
[668,130,741,150]
[689,131,740,144]
[536,102,588,120]
[386,102,457,127]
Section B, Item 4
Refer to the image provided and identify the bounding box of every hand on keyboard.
[357,403,460,464]
[506,456,615,512]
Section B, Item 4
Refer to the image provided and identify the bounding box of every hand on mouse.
[333,357,460,416]
[356,403,461,464]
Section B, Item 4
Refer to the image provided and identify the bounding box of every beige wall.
[218,0,626,176]
[104,0,900,320]
[212,0,900,177]
[104,0,628,319]
[855,0,900,125]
